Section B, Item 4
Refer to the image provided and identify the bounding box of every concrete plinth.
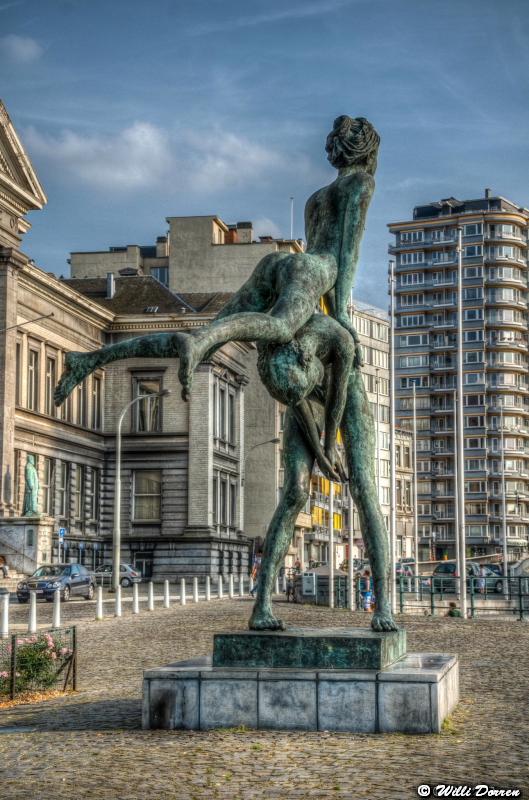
[142,651,459,734]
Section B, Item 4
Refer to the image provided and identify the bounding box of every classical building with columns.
[0,101,255,579]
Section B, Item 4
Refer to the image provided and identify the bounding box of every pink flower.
[50,652,57,660]
[59,647,70,656]
[0,671,8,679]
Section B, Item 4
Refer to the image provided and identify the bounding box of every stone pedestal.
[0,516,54,574]
[142,627,459,735]
[213,627,406,670]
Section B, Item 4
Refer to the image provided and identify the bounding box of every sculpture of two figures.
[55,115,397,633]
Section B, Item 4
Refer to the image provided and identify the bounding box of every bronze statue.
[55,115,397,632]
[22,453,39,517]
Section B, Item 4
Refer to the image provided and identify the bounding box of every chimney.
[106,272,115,299]
[156,236,168,257]
[485,188,491,199]
[236,221,253,244]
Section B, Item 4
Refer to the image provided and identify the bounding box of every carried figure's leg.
[180,253,331,396]
[249,407,315,630]
[341,368,398,631]
[54,331,189,406]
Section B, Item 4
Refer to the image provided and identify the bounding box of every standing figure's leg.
[249,407,315,630]
[341,369,398,631]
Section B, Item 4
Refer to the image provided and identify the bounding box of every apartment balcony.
[485,231,528,246]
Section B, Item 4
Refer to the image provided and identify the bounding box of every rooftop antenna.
[290,196,294,240]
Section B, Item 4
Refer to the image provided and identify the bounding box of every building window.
[151,266,168,286]
[92,377,102,430]
[27,348,39,411]
[464,223,482,236]
[88,468,100,521]
[58,462,70,518]
[45,356,57,417]
[134,377,162,432]
[76,383,87,427]
[133,470,161,521]
[42,457,55,516]
[74,465,84,521]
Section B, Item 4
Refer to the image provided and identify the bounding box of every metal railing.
[0,625,77,700]
[396,575,529,620]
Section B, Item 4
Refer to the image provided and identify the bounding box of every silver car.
[94,563,142,587]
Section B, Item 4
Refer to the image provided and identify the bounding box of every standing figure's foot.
[249,604,286,631]
[371,606,399,632]
[54,351,96,406]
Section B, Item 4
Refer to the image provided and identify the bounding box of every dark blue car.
[17,564,95,603]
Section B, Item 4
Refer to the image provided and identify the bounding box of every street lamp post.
[113,388,171,592]
[240,436,281,565]
[500,401,509,597]
[389,260,397,614]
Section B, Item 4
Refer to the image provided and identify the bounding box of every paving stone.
[0,594,528,799]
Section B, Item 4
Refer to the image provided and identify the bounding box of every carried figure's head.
[325,116,380,174]
[257,340,324,408]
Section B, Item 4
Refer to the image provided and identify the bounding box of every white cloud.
[253,217,283,239]
[1,34,43,64]
[25,122,174,191]
[24,121,306,195]
[182,129,286,191]
[188,0,353,35]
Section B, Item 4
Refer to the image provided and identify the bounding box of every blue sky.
[2,0,529,307]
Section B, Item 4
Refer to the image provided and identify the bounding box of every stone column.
[0,249,24,515]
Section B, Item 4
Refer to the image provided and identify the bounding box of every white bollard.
[95,585,104,620]
[249,576,254,595]
[205,575,211,602]
[1,593,9,638]
[132,582,140,614]
[163,580,170,609]
[52,588,61,629]
[275,577,280,595]
[114,585,122,618]
[28,591,37,633]
[148,581,155,611]
[239,574,244,597]
[180,578,186,606]
[229,574,234,599]
[282,574,287,593]
[193,577,199,603]
[218,575,224,599]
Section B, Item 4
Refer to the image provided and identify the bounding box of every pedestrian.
[0,561,8,579]
[446,601,462,618]
[361,569,373,612]
[478,564,487,595]
[286,573,295,602]
[249,553,262,597]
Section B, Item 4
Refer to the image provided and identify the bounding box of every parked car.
[17,564,95,603]
[431,562,501,593]
[94,563,142,587]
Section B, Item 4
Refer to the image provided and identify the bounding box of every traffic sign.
[58,527,66,541]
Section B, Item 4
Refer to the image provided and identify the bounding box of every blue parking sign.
[59,527,66,541]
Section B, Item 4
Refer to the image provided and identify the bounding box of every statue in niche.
[55,115,397,632]
[22,454,40,517]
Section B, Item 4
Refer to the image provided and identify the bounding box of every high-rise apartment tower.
[389,192,529,561]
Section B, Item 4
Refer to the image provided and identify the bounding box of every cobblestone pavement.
[0,595,528,800]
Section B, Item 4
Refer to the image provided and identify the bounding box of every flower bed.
[0,627,76,699]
